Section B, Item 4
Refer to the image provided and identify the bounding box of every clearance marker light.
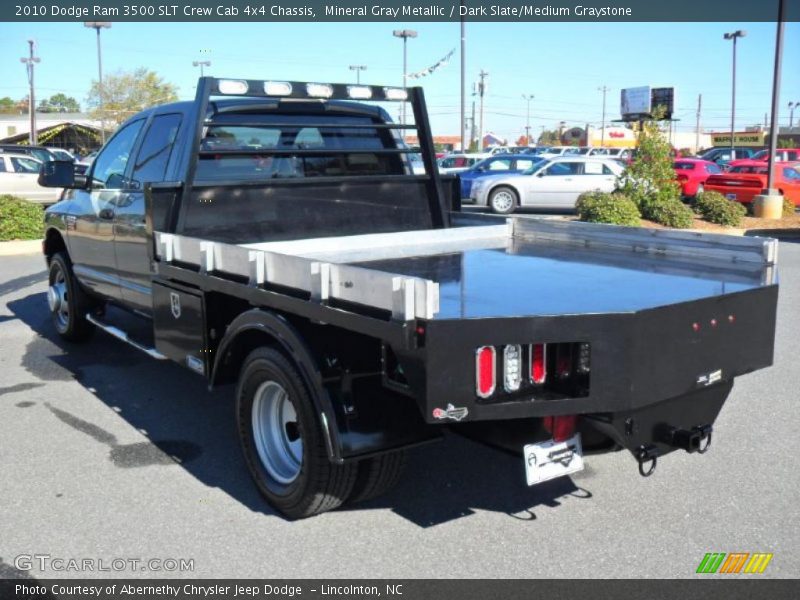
[217,79,249,95]
[263,81,293,96]
[503,344,522,392]
[347,86,373,99]
[306,83,334,98]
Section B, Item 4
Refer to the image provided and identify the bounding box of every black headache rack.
[150,76,454,238]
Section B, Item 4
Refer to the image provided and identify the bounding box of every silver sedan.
[471,156,624,214]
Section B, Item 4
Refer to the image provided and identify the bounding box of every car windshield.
[10,156,41,173]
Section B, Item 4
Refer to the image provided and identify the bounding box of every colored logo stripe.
[697,552,773,574]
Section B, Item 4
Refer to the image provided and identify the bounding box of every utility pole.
[477,69,488,151]
[788,101,798,128]
[695,94,702,153]
[765,0,785,193]
[193,60,211,77]
[460,1,466,152]
[598,85,609,147]
[470,99,476,150]
[723,30,746,153]
[393,29,417,125]
[85,22,112,144]
[522,94,534,145]
[20,39,40,145]
[348,65,367,84]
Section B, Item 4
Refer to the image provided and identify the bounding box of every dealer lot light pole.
[393,29,417,125]
[85,21,112,144]
[349,65,367,84]
[522,94,534,145]
[723,30,746,154]
[193,60,211,77]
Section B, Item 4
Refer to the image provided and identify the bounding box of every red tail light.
[543,415,578,442]
[475,346,496,398]
[530,343,547,384]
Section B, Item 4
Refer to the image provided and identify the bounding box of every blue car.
[459,153,544,200]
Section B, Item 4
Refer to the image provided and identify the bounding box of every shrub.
[640,195,695,229]
[0,195,44,241]
[576,191,640,227]
[784,196,796,217]
[694,191,746,226]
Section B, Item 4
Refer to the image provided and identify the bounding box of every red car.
[673,158,723,198]
[727,148,800,170]
[704,160,800,206]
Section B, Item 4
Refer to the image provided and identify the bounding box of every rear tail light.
[530,343,547,385]
[544,415,578,443]
[475,346,496,398]
[503,344,522,392]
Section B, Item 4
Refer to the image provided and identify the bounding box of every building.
[0,112,105,153]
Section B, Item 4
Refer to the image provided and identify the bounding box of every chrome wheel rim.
[251,381,303,484]
[48,267,69,331]
[491,190,514,212]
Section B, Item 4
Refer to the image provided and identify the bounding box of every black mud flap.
[582,380,732,476]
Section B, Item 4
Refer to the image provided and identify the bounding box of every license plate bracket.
[524,434,584,486]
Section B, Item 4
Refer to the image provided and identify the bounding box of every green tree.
[44,93,80,112]
[537,129,560,146]
[0,97,16,113]
[616,107,681,208]
[86,68,178,127]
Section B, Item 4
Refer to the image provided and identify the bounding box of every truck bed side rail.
[509,218,778,266]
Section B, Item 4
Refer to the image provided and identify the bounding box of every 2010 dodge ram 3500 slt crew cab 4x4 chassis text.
[38,77,779,519]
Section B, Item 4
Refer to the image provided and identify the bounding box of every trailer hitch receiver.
[661,424,713,454]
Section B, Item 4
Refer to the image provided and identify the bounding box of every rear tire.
[349,450,407,504]
[488,186,518,215]
[236,347,357,519]
[47,252,95,342]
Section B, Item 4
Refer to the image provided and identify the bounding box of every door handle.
[99,208,115,220]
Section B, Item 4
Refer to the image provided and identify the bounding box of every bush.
[640,195,695,229]
[784,196,796,217]
[576,191,640,227]
[694,191,747,226]
[0,195,44,241]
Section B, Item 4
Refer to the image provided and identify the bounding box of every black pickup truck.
[39,77,779,519]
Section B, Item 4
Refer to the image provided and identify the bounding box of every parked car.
[539,146,578,158]
[460,154,544,200]
[49,148,75,162]
[74,150,99,175]
[471,156,624,214]
[0,144,57,164]
[704,161,800,206]
[727,148,800,170]
[697,147,757,168]
[673,158,723,198]
[437,153,490,174]
[0,153,61,204]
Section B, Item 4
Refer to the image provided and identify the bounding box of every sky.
[1,20,799,142]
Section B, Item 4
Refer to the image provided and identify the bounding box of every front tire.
[236,347,357,519]
[488,186,518,215]
[47,252,95,342]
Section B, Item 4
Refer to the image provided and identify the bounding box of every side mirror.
[39,160,83,188]
[537,171,545,177]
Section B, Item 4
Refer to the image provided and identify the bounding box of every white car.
[471,156,624,214]
[437,153,491,174]
[0,153,61,204]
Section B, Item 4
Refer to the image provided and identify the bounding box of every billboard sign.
[711,131,766,147]
[621,87,651,117]
[651,87,675,119]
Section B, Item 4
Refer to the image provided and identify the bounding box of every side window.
[584,161,604,175]
[515,159,535,170]
[602,164,616,175]
[0,159,6,173]
[10,156,41,173]
[488,159,512,171]
[91,119,145,189]
[707,164,722,174]
[132,114,182,185]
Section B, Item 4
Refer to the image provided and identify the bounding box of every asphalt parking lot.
[1,241,799,580]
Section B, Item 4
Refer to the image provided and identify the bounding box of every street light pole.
[522,94,534,145]
[790,101,798,128]
[765,0,785,193]
[20,39,40,145]
[193,60,211,77]
[85,21,112,145]
[393,29,417,125]
[723,30,746,154]
[348,65,367,84]
[460,3,466,152]
[598,85,609,147]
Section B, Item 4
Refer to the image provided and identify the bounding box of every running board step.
[86,313,167,360]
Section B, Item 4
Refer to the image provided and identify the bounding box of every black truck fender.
[210,308,344,462]
[209,309,441,464]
